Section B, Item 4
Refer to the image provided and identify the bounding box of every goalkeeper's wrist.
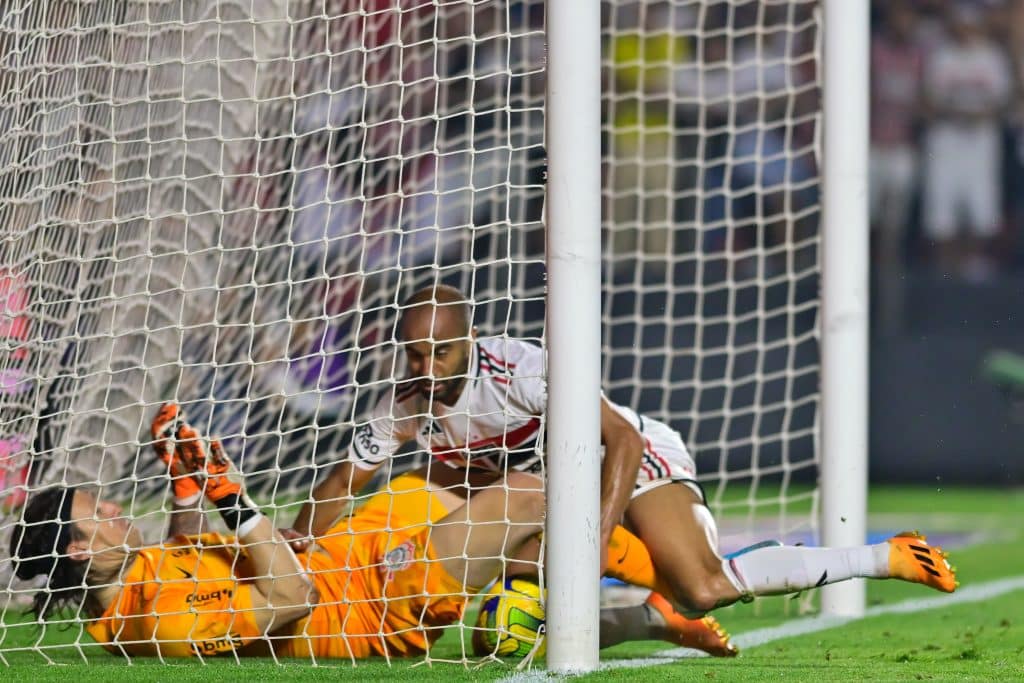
[214,492,262,532]
[236,510,267,539]
[173,491,202,507]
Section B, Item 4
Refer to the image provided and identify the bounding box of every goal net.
[0,0,820,666]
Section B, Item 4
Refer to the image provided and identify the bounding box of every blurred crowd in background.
[870,0,1024,483]
[872,0,1024,281]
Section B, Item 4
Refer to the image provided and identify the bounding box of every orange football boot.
[645,591,739,657]
[887,531,958,593]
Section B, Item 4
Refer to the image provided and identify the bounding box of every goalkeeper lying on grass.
[9,403,735,659]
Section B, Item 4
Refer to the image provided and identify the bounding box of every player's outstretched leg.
[720,530,958,599]
[430,472,546,590]
[626,483,959,617]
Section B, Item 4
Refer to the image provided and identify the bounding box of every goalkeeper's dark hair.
[8,486,87,621]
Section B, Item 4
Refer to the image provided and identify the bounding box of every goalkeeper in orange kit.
[8,403,737,659]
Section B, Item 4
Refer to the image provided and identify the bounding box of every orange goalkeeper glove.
[175,423,261,533]
[151,402,202,506]
[174,424,242,504]
[151,402,261,533]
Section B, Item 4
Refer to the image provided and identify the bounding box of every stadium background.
[2,0,823,507]
[0,0,1019,675]
[7,2,1019,507]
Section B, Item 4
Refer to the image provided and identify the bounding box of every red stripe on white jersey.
[479,346,517,370]
[431,417,540,457]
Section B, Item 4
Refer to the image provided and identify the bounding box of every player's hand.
[151,402,202,504]
[176,427,244,504]
[277,527,311,553]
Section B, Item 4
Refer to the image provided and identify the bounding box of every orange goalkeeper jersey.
[86,485,464,659]
[85,532,265,657]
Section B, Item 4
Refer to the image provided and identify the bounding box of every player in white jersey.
[292,285,957,625]
[342,333,694,496]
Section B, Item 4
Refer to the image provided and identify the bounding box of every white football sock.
[721,543,890,597]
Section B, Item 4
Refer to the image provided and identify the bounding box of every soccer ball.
[472,577,546,658]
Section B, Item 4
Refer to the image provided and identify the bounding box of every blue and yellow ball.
[472,577,546,658]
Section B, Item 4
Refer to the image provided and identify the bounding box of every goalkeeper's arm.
[290,459,379,539]
[189,436,318,628]
[154,403,318,631]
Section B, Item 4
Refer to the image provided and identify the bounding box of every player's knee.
[276,585,318,625]
[284,577,320,616]
[298,584,320,619]
[670,585,718,615]
[665,571,729,615]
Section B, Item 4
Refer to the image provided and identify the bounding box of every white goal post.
[545,0,602,672]
[0,0,868,670]
[819,0,869,619]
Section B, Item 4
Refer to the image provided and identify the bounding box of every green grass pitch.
[3,486,1023,681]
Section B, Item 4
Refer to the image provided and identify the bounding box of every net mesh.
[0,0,820,665]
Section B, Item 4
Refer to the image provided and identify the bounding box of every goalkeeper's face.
[68,489,144,560]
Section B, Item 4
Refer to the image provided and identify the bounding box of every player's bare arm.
[598,396,645,572]
[291,459,380,539]
[165,500,206,537]
[155,404,317,632]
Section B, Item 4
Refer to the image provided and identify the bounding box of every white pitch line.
[498,575,1024,682]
